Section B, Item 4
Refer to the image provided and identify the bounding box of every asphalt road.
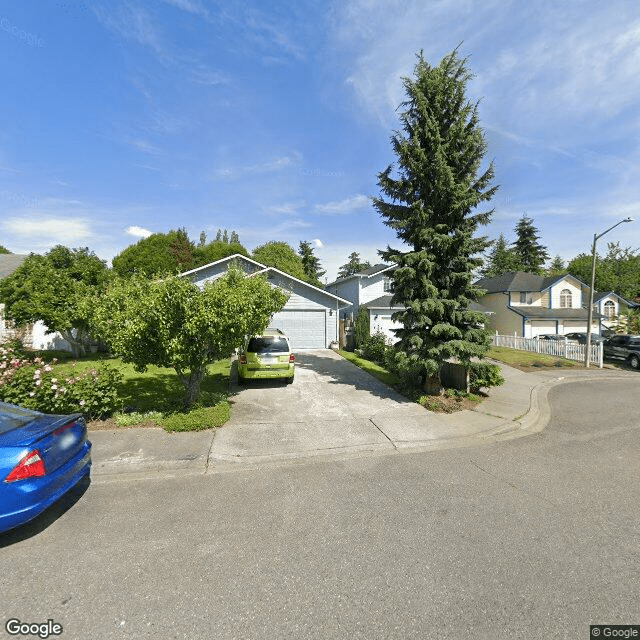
[1,379,639,640]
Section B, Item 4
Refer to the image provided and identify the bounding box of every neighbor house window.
[383,277,393,293]
[519,291,532,304]
[560,289,572,308]
[604,300,615,318]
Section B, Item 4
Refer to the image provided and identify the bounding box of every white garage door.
[270,310,326,349]
[530,321,557,338]
[563,321,588,333]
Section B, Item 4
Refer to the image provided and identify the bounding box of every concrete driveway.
[208,349,491,463]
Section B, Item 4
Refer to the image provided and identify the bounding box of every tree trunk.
[176,367,206,407]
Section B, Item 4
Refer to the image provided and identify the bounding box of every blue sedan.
[0,401,91,533]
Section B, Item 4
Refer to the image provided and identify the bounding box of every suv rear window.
[247,337,290,353]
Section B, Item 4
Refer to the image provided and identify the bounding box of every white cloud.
[161,0,210,19]
[92,1,172,64]
[314,194,370,215]
[126,226,153,238]
[2,217,94,244]
[331,0,640,136]
[313,238,323,248]
[213,153,302,180]
[124,137,164,156]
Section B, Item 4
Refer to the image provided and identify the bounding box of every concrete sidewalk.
[89,359,633,478]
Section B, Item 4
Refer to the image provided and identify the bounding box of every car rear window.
[247,337,290,353]
[0,402,39,435]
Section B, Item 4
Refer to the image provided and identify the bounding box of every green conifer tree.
[298,241,326,285]
[511,215,549,274]
[373,49,500,385]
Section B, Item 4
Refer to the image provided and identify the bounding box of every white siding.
[550,279,582,309]
[360,274,388,305]
[328,278,360,319]
[369,310,401,344]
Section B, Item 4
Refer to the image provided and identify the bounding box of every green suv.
[238,328,295,383]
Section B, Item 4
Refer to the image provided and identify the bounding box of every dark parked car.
[0,402,91,533]
[537,334,567,341]
[564,332,606,345]
[603,334,640,369]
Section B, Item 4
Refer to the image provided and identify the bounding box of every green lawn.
[487,346,578,369]
[49,355,232,430]
[338,350,401,388]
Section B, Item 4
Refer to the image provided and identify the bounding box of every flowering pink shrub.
[0,342,122,419]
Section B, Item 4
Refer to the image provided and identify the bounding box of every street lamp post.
[585,217,634,367]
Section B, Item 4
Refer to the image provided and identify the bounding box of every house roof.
[0,254,28,279]
[509,307,603,320]
[248,267,352,306]
[474,271,570,293]
[594,291,637,307]
[178,253,352,307]
[326,263,393,287]
[362,294,405,309]
[179,253,265,277]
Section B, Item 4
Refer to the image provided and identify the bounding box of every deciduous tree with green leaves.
[91,265,288,405]
[112,229,196,278]
[193,240,249,267]
[0,245,108,356]
[0,246,11,254]
[373,49,502,388]
[253,241,308,281]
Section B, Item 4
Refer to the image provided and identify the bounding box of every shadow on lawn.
[119,370,229,412]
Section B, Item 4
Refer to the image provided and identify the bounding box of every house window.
[383,277,393,293]
[519,291,532,304]
[604,300,615,318]
[560,289,572,308]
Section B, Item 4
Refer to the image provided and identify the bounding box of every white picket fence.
[492,333,603,368]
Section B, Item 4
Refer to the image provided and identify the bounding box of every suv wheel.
[629,354,640,370]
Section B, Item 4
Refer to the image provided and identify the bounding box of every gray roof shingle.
[475,271,569,293]
[0,254,28,279]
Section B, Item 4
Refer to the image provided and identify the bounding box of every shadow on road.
[0,475,91,548]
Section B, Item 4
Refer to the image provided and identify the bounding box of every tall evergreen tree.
[481,234,519,277]
[546,255,565,275]
[336,252,370,279]
[230,230,240,244]
[373,49,500,385]
[298,241,325,285]
[511,215,548,274]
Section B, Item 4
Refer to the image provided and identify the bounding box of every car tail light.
[5,449,47,483]
[53,421,76,436]
[289,354,295,362]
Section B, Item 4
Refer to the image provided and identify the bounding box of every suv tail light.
[289,354,295,362]
[5,449,47,483]
[239,354,247,365]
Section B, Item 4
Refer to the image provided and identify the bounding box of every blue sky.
[2,0,640,282]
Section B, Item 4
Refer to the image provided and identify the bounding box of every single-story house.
[473,271,611,338]
[180,254,352,349]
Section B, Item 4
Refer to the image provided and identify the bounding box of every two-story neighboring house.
[325,264,404,343]
[474,271,604,337]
